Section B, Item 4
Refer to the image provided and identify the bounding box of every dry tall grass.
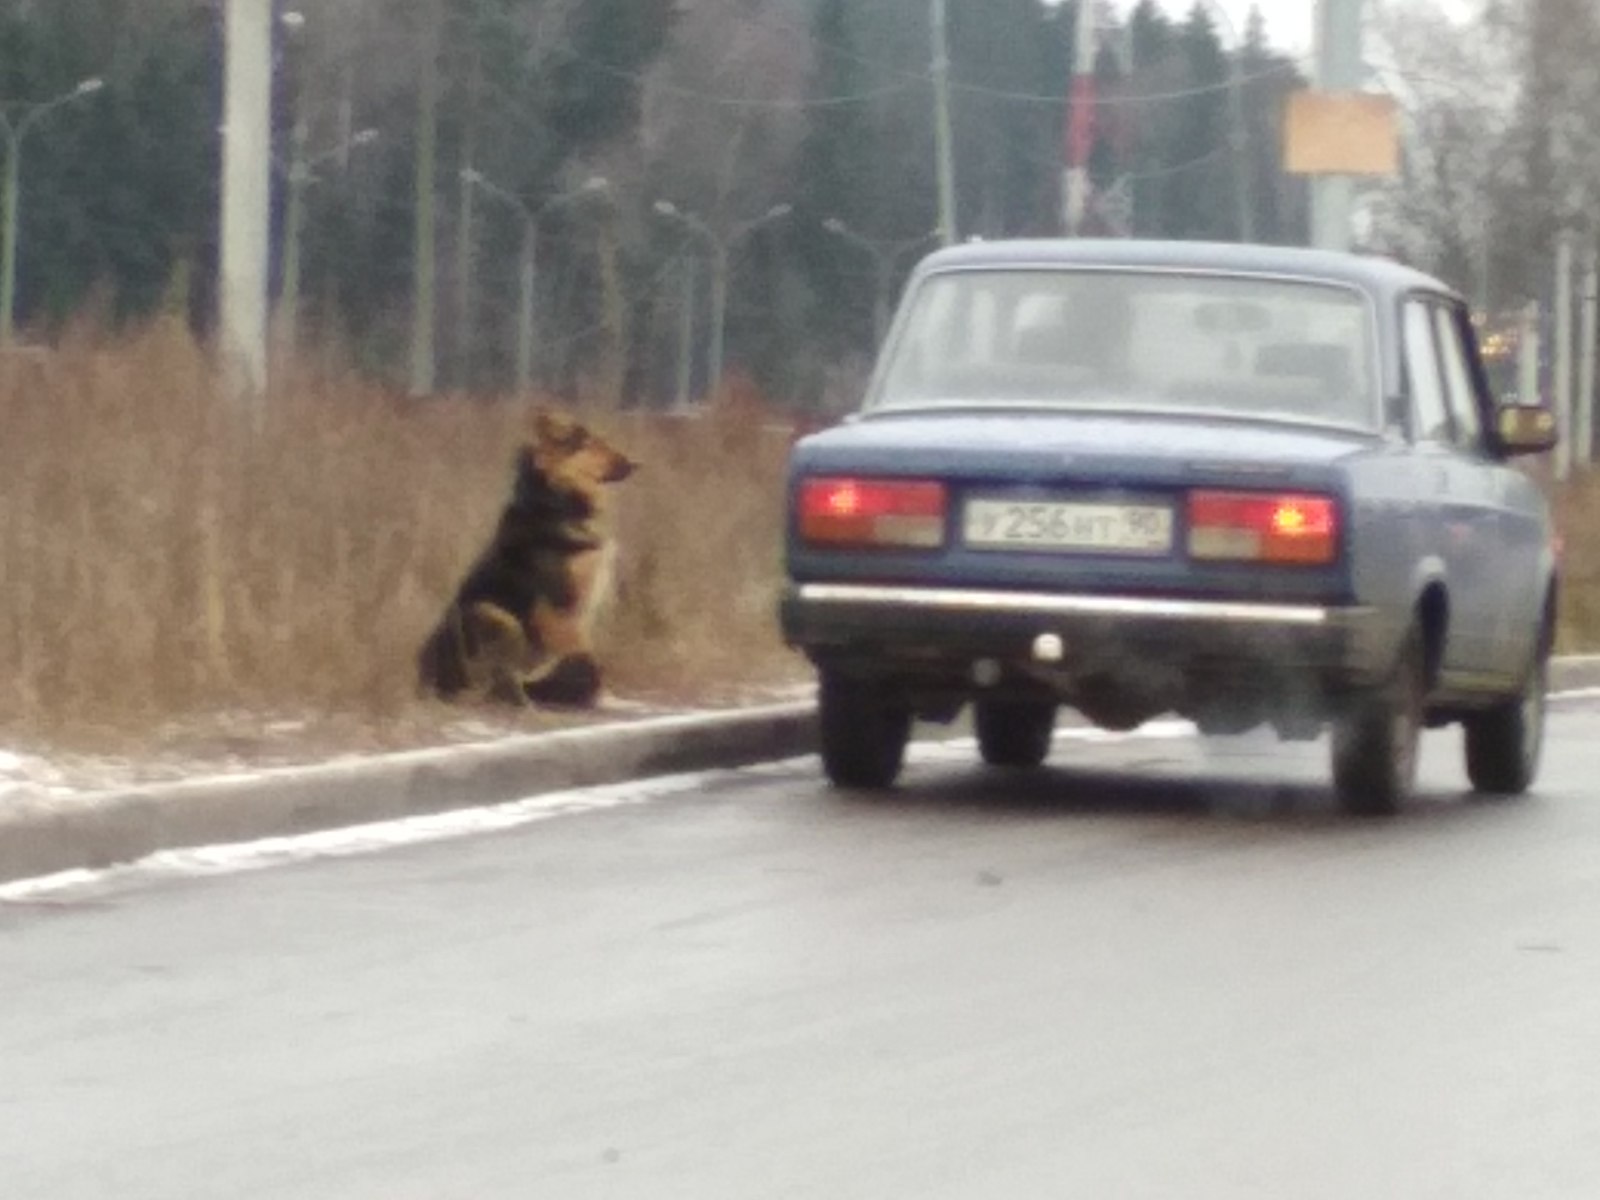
[1554,473,1600,653]
[0,319,803,747]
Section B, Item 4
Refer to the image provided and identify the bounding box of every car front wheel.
[975,699,1056,769]
[1464,645,1548,796]
[819,671,911,790]
[1332,628,1425,817]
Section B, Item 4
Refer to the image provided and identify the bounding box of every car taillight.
[1187,490,1339,566]
[798,477,947,548]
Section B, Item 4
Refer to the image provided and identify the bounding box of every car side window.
[1403,300,1452,444]
[1433,304,1484,451]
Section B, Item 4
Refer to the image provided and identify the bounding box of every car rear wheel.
[1464,644,1548,796]
[1331,628,1425,817]
[975,699,1056,769]
[818,671,911,790]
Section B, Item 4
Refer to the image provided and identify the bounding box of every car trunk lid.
[787,408,1376,603]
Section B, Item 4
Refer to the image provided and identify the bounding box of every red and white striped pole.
[1062,0,1098,236]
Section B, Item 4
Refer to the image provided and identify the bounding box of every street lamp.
[1197,0,1254,244]
[0,76,104,346]
[465,170,610,396]
[277,127,378,358]
[653,200,792,402]
[822,218,937,347]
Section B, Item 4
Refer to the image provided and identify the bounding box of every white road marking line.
[1550,687,1600,703]
[0,771,718,903]
[0,720,1197,903]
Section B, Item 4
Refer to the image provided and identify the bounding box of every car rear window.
[872,268,1379,429]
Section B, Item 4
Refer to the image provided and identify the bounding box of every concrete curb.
[5,654,1600,887]
[1552,656,1600,692]
[0,702,817,886]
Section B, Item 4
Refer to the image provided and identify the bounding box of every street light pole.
[822,218,937,347]
[653,200,791,402]
[464,170,609,396]
[1198,0,1256,244]
[280,118,309,359]
[278,128,377,360]
[0,77,104,347]
[674,255,695,409]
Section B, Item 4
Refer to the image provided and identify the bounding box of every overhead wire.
[557,44,1308,112]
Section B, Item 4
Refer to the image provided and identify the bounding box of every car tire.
[975,699,1056,769]
[1464,643,1548,796]
[1331,627,1425,817]
[819,672,911,790]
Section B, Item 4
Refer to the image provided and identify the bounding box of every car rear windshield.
[871,268,1380,429]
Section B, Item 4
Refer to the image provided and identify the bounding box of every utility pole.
[220,0,272,407]
[1311,0,1364,251]
[930,0,958,246]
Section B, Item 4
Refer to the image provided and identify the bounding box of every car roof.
[914,238,1460,303]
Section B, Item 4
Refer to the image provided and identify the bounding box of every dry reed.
[0,320,804,750]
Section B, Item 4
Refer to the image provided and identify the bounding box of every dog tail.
[523,653,603,709]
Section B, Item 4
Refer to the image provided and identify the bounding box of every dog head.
[522,409,639,495]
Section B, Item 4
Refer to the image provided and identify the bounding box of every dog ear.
[534,406,586,449]
[532,407,560,444]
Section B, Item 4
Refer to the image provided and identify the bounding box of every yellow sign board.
[1284,91,1401,177]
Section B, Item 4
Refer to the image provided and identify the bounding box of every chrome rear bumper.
[781,582,1388,685]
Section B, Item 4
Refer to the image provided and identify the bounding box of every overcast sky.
[1123,1,1315,55]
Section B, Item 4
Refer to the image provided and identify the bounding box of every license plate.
[963,497,1173,555]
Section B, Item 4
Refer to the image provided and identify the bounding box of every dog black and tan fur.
[418,409,637,708]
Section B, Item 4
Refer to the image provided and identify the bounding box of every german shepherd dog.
[417,409,638,708]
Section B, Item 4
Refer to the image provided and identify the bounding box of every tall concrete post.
[1311,0,1363,252]
[220,0,273,406]
[1577,242,1598,469]
[1554,232,1575,481]
[930,0,958,246]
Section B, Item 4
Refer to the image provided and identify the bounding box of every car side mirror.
[1492,404,1559,456]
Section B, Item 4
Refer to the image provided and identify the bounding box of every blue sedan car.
[780,240,1560,815]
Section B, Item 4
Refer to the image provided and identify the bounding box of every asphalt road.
[7,703,1600,1199]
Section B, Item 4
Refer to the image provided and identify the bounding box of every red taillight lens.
[1188,490,1339,566]
[798,477,947,548]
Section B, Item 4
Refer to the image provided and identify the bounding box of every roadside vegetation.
[1554,476,1600,655]
[3,318,1597,756]
[0,323,803,751]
